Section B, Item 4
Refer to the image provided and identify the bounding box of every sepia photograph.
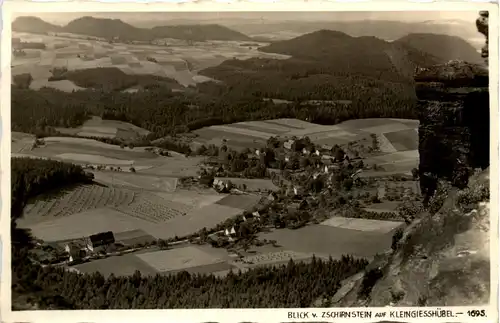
[1,1,497,319]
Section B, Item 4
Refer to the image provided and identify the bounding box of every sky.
[17,11,481,26]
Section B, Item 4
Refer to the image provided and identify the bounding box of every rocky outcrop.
[326,168,490,307]
[416,60,489,201]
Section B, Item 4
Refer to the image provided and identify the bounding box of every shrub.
[391,228,404,251]
[358,268,383,299]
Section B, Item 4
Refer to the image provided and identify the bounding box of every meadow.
[55,116,150,140]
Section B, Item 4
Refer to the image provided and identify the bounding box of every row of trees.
[14,254,367,309]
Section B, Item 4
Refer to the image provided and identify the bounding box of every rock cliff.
[324,12,491,307]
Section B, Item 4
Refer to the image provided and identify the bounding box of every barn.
[85,231,115,252]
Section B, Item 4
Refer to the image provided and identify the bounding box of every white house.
[284,140,294,150]
[65,243,85,262]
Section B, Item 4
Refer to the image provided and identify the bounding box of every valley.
[9,11,490,310]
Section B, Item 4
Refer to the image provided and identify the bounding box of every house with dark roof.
[85,231,115,252]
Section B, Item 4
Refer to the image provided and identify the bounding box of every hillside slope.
[258,30,441,76]
[326,170,490,307]
[12,16,250,42]
[395,33,482,64]
[12,16,61,33]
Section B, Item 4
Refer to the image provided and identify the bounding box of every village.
[28,133,419,274]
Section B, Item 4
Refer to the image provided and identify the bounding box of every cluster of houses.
[221,211,262,241]
[65,231,115,262]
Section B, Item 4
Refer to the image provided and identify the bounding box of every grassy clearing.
[137,246,225,272]
[73,253,158,277]
[152,191,226,209]
[216,194,261,211]
[339,118,414,130]
[361,123,413,134]
[265,118,313,129]
[233,121,293,134]
[30,140,158,163]
[56,116,150,140]
[114,229,157,246]
[259,225,393,260]
[56,153,134,165]
[320,217,403,234]
[384,128,419,151]
[138,156,204,177]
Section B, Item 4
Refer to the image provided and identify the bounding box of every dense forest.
[11,157,369,309]
[49,67,181,92]
[12,79,418,143]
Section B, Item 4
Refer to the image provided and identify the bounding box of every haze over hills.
[12,16,252,42]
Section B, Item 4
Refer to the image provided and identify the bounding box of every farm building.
[85,231,115,252]
[65,242,86,262]
[213,179,233,193]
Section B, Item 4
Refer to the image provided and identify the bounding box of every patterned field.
[12,31,289,89]
[93,171,178,192]
[194,118,419,157]
[20,184,136,225]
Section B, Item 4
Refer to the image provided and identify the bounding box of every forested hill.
[257,29,441,76]
[198,30,439,115]
[394,33,482,64]
[12,16,251,42]
[12,16,61,34]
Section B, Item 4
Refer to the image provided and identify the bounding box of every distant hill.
[151,24,251,41]
[394,33,482,64]
[12,16,61,34]
[12,16,251,42]
[258,30,441,78]
[63,16,151,41]
[198,29,441,121]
